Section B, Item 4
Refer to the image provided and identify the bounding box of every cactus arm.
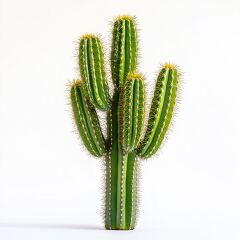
[111,17,137,87]
[70,81,106,156]
[137,65,179,158]
[79,36,110,110]
[121,74,145,152]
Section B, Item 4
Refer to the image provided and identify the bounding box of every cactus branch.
[70,80,106,156]
[79,35,110,110]
[137,64,179,158]
[121,73,145,152]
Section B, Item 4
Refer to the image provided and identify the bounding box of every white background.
[0,0,240,239]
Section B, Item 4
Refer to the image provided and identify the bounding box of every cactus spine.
[69,16,180,230]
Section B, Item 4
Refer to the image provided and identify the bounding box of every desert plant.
[69,15,180,230]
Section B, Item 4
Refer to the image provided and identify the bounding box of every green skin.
[70,16,179,230]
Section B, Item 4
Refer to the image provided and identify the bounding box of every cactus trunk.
[105,91,138,230]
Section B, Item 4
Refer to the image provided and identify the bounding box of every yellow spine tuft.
[163,62,178,70]
[114,15,135,22]
[127,72,144,81]
[81,33,97,39]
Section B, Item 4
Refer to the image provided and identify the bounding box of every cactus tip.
[81,33,98,40]
[71,79,81,86]
[127,72,144,81]
[115,15,136,21]
[162,62,178,70]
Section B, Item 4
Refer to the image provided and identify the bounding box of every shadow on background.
[0,223,103,230]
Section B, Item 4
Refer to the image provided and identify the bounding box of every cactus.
[69,15,180,230]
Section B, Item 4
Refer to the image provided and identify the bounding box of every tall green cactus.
[69,15,180,230]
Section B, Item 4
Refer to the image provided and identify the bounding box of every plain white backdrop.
[0,0,240,239]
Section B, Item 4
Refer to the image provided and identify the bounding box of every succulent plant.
[69,15,180,230]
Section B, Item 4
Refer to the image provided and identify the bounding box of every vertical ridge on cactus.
[69,15,180,230]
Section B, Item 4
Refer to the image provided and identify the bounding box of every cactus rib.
[125,152,138,229]
[105,91,123,229]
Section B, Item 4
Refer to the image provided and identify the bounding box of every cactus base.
[105,151,138,230]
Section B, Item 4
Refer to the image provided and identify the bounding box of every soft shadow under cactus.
[69,15,180,230]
